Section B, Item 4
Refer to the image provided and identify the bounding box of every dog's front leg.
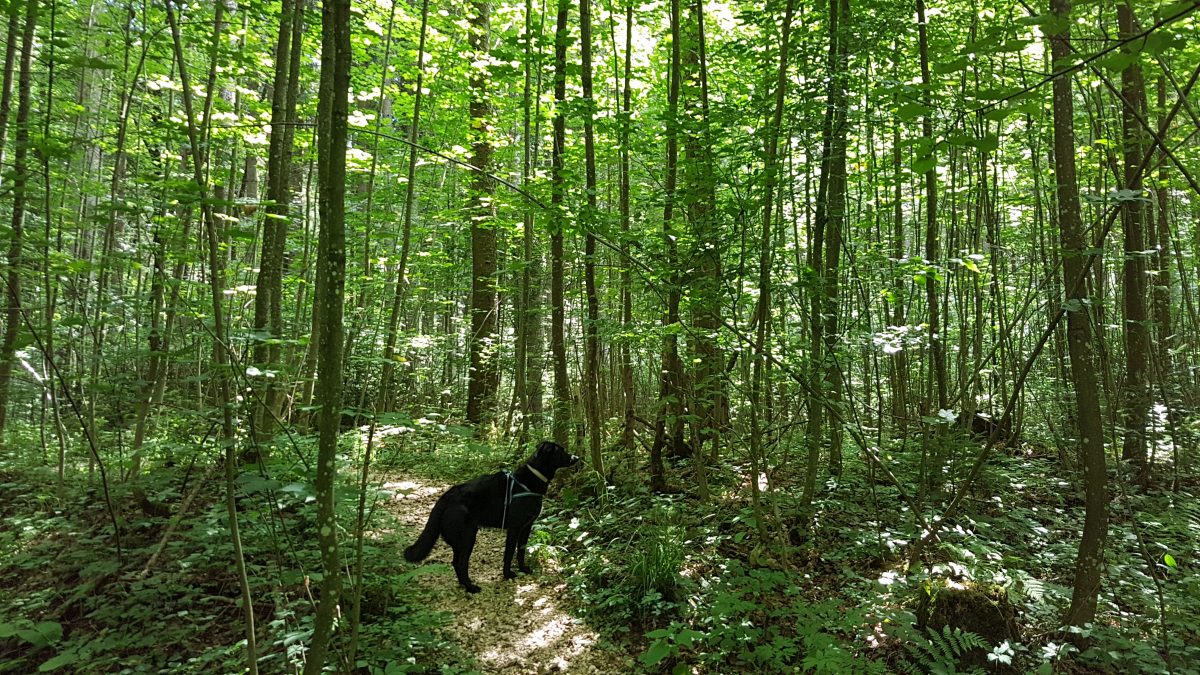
[515,524,535,573]
[502,529,522,579]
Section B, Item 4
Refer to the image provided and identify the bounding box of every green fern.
[900,625,990,675]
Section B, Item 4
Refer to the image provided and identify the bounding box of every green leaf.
[675,629,705,647]
[1098,51,1136,73]
[641,639,673,667]
[17,621,62,648]
[39,651,78,672]
[896,102,931,122]
[1164,554,1177,568]
[911,154,937,175]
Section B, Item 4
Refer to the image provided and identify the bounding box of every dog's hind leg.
[442,505,481,593]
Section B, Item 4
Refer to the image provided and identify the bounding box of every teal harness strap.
[501,470,543,529]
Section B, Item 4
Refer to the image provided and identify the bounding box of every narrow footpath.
[381,477,633,674]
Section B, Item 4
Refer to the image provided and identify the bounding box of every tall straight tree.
[802,0,850,507]
[381,0,429,414]
[0,0,36,435]
[0,2,21,179]
[549,0,572,445]
[514,0,544,440]
[305,0,351,668]
[749,0,797,536]
[682,0,723,476]
[1048,0,1108,629]
[1116,2,1150,481]
[916,0,949,414]
[579,0,603,473]
[649,0,683,491]
[253,0,301,439]
[466,0,498,427]
[617,2,635,450]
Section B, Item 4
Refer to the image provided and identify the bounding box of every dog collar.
[526,464,549,484]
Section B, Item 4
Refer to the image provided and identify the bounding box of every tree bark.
[550,0,572,445]
[579,0,603,474]
[1117,2,1150,482]
[1049,0,1109,629]
[649,0,684,492]
[252,0,301,441]
[916,0,949,414]
[0,0,38,435]
[305,0,351,668]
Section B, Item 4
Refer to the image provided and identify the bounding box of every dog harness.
[500,469,543,529]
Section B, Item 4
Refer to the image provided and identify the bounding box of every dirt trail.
[382,477,632,674]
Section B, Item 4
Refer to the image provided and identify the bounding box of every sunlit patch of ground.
[379,476,633,674]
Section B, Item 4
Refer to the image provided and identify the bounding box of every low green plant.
[894,624,990,675]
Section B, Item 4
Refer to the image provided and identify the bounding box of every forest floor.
[378,475,635,674]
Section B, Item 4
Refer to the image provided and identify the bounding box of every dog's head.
[533,440,580,470]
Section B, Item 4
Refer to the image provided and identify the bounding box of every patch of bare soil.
[381,477,633,674]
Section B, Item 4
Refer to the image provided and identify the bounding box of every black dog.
[403,441,579,593]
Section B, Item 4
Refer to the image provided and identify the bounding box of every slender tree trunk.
[683,0,721,484]
[550,0,572,445]
[1049,0,1108,629]
[649,0,683,491]
[380,0,427,414]
[821,0,850,476]
[252,0,299,441]
[618,3,635,450]
[749,0,796,540]
[916,0,949,413]
[1117,2,1150,482]
[0,0,38,436]
[0,3,21,182]
[305,0,351,669]
[579,0,603,473]
[516,0,545,440]
[466,0,498,428]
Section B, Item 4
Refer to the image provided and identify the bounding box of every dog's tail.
[403,495,447,562]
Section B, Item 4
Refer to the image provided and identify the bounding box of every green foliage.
[894,624,990,675]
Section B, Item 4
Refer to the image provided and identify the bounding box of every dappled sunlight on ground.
[379,475,631,674]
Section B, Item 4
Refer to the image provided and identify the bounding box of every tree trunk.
[579,0,603,473]
[649,0,683,492]
[0,0,37,436]
[465,0,498,428]
[683,0,721,483]
[916,0,949,414]
[304,0,351,669]
[252,0,300,441]
[618,3,635,451]
[749,0,796,541]
[1049,0,1108,629]
[550,0,572,445]
[1117,2,1150,482]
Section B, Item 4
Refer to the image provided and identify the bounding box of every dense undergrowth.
[1,419,1196,673]
[0,424,470,674]
[536,446,1199,674]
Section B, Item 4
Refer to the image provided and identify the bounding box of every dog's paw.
[503,570,518,580]
[464,583,482,593]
